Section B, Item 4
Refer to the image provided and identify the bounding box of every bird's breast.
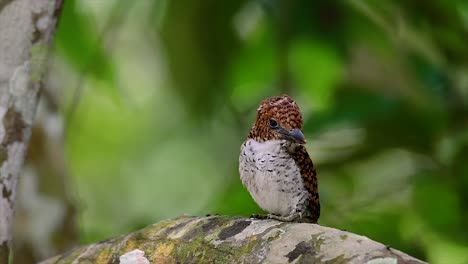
[239,139,308,216]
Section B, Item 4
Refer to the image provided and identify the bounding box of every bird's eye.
[269,118,279,128]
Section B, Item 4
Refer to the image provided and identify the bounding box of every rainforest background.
[13,1,468,263]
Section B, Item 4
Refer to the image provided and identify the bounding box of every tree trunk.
[0,0,63,263]
[41,215,427,264]
[13,84,79,263]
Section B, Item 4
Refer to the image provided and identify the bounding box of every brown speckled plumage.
[291,145,320,223]
[239,95,320,223]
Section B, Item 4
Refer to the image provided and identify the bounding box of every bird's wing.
[292,145,320,223]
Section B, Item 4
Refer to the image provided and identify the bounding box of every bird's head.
[248,95,306,144]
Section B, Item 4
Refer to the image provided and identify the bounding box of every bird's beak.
[278,127,306,144]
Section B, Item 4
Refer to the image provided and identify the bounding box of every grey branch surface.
[0,0,62,263]
[41,215,426,264]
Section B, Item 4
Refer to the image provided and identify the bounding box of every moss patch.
[325,254,351,264]
[151,243,176,263]
[310,232,326,250]
[30,43,48,81]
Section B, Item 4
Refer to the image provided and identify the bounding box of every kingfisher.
[239,95,320,223]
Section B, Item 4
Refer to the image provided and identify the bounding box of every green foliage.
[52,0,468,263]
[54,0,118,95]
[289,38,342,110]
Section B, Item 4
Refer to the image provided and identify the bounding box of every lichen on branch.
[41,215,427,264]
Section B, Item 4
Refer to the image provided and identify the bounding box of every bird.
[239,95,320,223]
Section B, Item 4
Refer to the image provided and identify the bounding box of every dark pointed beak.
[278,127,306,144]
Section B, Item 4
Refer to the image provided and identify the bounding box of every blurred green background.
[16,0,468,263]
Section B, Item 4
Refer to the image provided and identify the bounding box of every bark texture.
[0,0,62,263]
[13,86,78,263]
[41,215,426,264]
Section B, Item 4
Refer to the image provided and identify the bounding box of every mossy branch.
[40,215,426,264]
